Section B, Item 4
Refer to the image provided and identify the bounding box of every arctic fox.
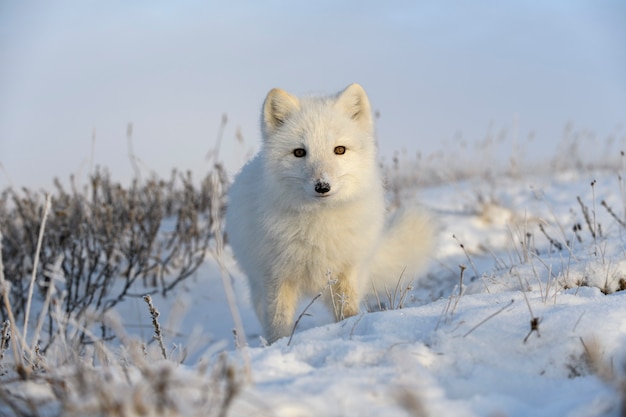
[226,84,434,343]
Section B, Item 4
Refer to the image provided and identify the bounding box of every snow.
[108,168,626,416]
[3,166,626,416]
[224,289,623,416]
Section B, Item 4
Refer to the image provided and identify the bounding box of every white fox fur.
[226,84,434,343]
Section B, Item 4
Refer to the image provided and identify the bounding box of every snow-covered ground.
[110,168,626,416]
[3,167,626,416]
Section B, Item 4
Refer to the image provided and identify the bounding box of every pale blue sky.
[1,1,625,189]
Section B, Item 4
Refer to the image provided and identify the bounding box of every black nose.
[315,182,331,194]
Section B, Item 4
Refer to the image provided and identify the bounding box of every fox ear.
[263,88,300,134]
[335,83,372,129]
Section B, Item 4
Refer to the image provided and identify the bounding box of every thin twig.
[23,193,52,345]
[516,266,542,342]
[391,267,408,309]
[371,277,384,311]
[434,287,456,331]
[577,195,596,240]
[127,123,142,181]
[0,320,9,361]
[601,199,626,228]
[143,295,167,360]
[288,292,323,346]
[591,179,598,239]
[30,255,63,361]
[450,265,466,316]
[453,234,489,293]
[349,313,366,340]
[206,114,228,164]
[538,224,563,251]
[523,317,541,343]
[463,299,514,338]
[208,168,252,381]
[0,234,28,375]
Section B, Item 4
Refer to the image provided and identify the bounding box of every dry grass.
[0,166,226,345]
[0,162,246,416]
[0,251,244,417]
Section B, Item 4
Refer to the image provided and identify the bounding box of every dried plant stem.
[577,195,596,240]
[206,113,228,164]
[434,265,467,331]
[288,292,323,346]
[49,306,117,362]
[617,151,626,221]
[23,193,52,345]
[0,234,27,372]
[524,317,541,343]
[601,200,626,228]
[0,162,13,187]
[388,267,410,310]
[591,179,598,240]
[434,290,455,331]
[463,299,514,338]
[516,274,541,343]
[538,224,563,251]
[0,320,9,360]
[127,123,142,181]
[143,295,167,360]
[89,128,96,177]
[29,255,63,361]
[209,170,251,381]
[450,265,466,316]
[453,234,489,293]
[371,277,384,311]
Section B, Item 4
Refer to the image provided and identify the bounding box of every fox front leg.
[265,280,299,343]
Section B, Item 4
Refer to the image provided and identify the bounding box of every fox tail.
[367,206,436,303]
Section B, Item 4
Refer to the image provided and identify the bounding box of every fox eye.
[293,148,306,158]
[334,146,346,155]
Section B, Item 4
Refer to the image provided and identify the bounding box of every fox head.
[260,84,380,208]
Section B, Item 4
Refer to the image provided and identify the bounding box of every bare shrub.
[0,164,227,345]
[0,280,242,417]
